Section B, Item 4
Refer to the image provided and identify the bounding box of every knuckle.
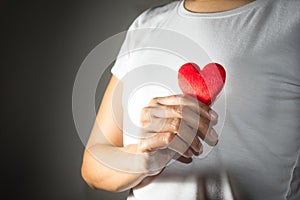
[150,97,159,104]
[138,141,147,152]
[203,125,210,135]
[171,118,181,131]
[140,119,149,127]
[179,94,186,98]
[174,105,182,116]
[141,106,154,119]
[199,102,209,111]
[182,94,194,101]
[142,106,151,114]
[199,119,208,131]
[140,107,152,125]
[158,105,167,112]
[171,95,182,104]
[160,132,174,145]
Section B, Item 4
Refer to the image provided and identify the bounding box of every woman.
[81,0,300,199]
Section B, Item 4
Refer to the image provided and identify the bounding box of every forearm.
[81,144,149,192]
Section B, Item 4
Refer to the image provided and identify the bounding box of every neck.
[183,0,255,13]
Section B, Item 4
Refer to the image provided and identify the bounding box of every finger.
[141,117,181,133]
[140,106,152,125]
[181,106,201,129]
[176,121,197,148]
[141,108,218,146]
[147,104,217,124]
[185,113,218,146]
[138,131,198,158]
[197,127,218,146]
[176,122,203,154]
[145,105,217,141]
[151,94,191,105]
[155,95,217,121]
[140,105,200,135]
[141,116,203,154]
[180,106,216,139]
[148,97,160,106]
[168,135,193,158]
[190,136,203,154]
[172,148,194,158]
[208,109,218,122]
[141,105,182,121]
[196,117,210,139]
[176,154,193,164]
[141,105,213,126]
[138,132,176,152]
[146,148,177,173]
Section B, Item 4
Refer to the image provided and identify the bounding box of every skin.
[184,0,255,13]
[81,0,255,193]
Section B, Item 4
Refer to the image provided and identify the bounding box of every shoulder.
[269,0,300,20]
[278,0,300,30]
[282,0,300,21]
[262,0,300,33]
[280,0,300,9]
[129,1,179,29]
[265,0,300,8]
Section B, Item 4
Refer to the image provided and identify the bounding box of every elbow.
[81,169,124,192]
[81,161,97,190]
[81,149,100,190]
[81,164,125,193]
[81,159,125,193]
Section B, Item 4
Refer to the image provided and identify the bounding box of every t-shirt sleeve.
[111,10,150,80]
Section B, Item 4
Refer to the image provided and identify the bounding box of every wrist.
[122,144,164,176]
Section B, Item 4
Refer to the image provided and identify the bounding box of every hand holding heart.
[136,63,226,169]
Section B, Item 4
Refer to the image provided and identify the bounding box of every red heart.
[178,62,226,105]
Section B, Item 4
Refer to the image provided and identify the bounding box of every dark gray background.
[2,0,173,199]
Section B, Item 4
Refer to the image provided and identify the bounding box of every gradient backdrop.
[2,0,172,199]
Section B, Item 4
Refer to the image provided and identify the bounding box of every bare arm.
[81,75,218,192]
[81,76,179,192]
[81,75,149,192]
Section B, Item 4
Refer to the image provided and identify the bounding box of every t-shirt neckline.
[177,0,263,18]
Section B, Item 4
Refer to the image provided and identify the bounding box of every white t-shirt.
[111,0,300,199]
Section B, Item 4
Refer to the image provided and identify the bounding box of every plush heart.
[178,62,226,105]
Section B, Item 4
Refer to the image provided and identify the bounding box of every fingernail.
[206,129,219,146]
[209,110,218,121]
